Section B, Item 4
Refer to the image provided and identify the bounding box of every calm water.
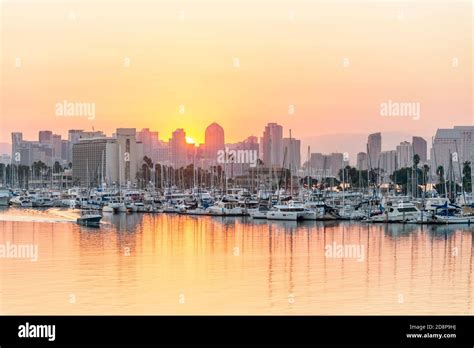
[0,207,472,315]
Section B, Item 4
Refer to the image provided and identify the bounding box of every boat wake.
[0,215,75,223]
[0,208,77,223]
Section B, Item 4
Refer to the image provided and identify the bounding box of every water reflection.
[0,208,472,315]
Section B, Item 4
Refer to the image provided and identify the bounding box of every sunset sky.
[1,0,472,147]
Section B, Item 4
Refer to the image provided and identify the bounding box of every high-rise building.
[455,126,474,164]
[204,122,225,162]
[224,136,260,177]
[282,137,301,170]
[356,152,368,170]
[39,130,53,145]
[68,129,105,163]
[309,153,331,178]
[396,141,413,168]
[262,123,283,167]
[367,132,382,168]
[169,128,187,168]
[11,132,23,161]
[412,136,427,162]
[61,140,70,164]
[137,128,160,163]
[52,134,62,161]
[329,153,344,177]
[379,150,397,181]
[72,128,143,187]
[155,141,170,165]
[116,128,143,185]
[431,126,474,179]
[11,132,52,166]
[72,137,118,187]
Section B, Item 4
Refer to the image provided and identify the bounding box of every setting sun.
[185,136,195,144]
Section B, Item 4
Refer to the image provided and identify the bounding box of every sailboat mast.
[289,129,293,198]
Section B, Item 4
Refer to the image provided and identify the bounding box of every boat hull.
[77,215,102,226]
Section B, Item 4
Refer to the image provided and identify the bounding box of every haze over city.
[1,0,472,148]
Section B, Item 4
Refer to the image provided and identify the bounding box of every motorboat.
[77,210,102,226]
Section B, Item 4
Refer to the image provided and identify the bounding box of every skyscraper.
[379,150,397,181]
[396,141,413,168]
[52,134,62,161]
[431,126,474,179]
[169,128,187,168]
[262,123,283,167]
[367,132,381,169]
[11,132,23,159]
[72,137,118,187]
[61,140,70,163]
[204,122,225,162]
[282,137,301,170]
[329,153,344,177]
[309,153,331,178]
[116,128,143,185]
[137,128,160,163]
[11,132,53,166]
[356,152,368,170]
[72,128,143,187]
[38,130,53,145]
[68,129,105,163]
[412,136,427,162]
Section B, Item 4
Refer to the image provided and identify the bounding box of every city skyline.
[2,122,474,176]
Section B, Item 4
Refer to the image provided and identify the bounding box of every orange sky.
[1,0,472,145]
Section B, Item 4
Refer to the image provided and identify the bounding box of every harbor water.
[0,207,472,315]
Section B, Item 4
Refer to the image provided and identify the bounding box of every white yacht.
[249,204,270,219]
[102,199,126,213]
[266,202,315,221]
[368,202,421,223]
[207,199,244,216]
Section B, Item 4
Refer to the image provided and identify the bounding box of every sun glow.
[185,136,195,144]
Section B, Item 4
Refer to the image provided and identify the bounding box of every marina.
[0,184,472,226]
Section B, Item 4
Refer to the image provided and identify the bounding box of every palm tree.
[436,165,445,195]
[53,161,63,173]
[462,161,472,192]
[141,156,154,188]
